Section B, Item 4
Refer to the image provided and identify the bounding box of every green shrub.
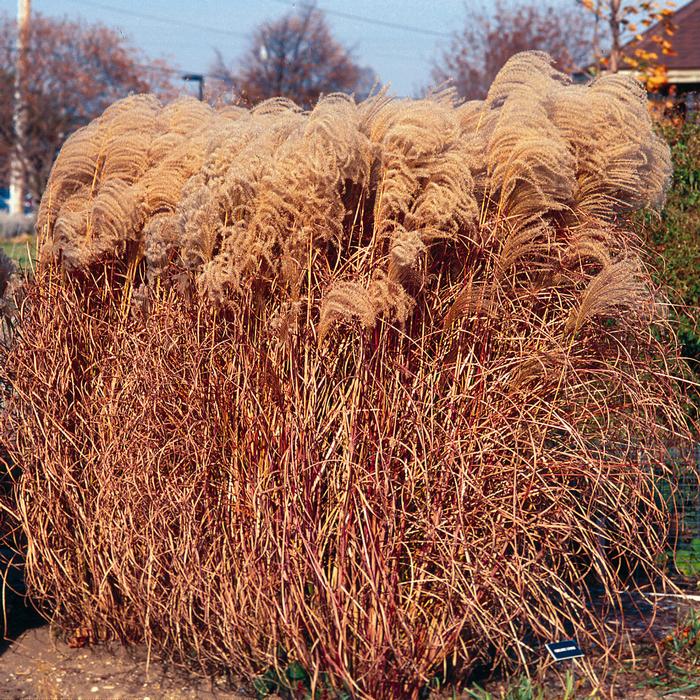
[635,118,700,413]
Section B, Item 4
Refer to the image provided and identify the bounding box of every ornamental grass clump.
[1,52,695,698]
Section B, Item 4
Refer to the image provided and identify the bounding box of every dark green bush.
[636,118,700,390]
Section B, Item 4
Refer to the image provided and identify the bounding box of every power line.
[62,0,249,39]
[0,0,238,84]
[0,44,232,84]
[65,0,451,40]
[267,0,451,38]
[25,0,440,75]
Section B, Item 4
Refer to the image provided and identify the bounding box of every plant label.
[545,640,584,661]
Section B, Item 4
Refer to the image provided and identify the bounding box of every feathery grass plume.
[562,229,614,270]
[547,76,671,220]
[143,213,180,282]
[178,177,220,270]
[2,52,696,700]
[317,270,414,342]
[486,83,575,229]
[565,258,651,335]
[159,95,213,134]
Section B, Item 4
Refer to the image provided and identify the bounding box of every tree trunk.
[608,0,622,73]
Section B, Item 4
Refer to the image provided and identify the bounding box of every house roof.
[624,0,700,70]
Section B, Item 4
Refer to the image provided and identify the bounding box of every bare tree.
[0,12,174,204]
[212,4,375,108]
[431,0,594,100]
[578,0,677,88]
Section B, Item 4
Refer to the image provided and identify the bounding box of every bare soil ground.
[0,600,251,700]
[0,582,698,699]
[474,585,700,699]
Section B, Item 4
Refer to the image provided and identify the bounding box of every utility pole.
[9,0,30,215]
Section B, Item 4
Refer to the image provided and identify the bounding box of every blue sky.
[0,0,468,96]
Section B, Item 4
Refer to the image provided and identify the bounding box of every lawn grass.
[0,233,36,270]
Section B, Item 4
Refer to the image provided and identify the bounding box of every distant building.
[573,0,700,111]
[622,0,700,101]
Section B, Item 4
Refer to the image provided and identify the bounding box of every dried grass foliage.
[3,53,695,698]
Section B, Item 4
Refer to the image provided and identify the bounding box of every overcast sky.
[0,0,468,96]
